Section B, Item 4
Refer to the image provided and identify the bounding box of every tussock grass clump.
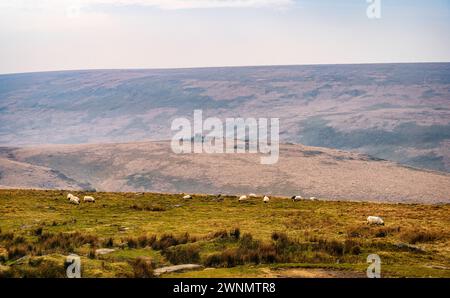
[121,233,194,250]
[103,237,114,248]
[0,231,14,242]
[230,228,241,240]
[205,233,280,267]
[206,228,241,242]
[37,232,98,252]
[13,236,26,245]
[130,257,155,278]
[211,230,229,239]
[5,258,67,278]
[205,232,364,268]
[347,225,401,238]
[124,237,138,249]
[138,235,156,248]
[130,204,166,212]
[88,248,97,259]
[33,227,43,236]
[400,230,442,244]
[152,233,195,250]
[162,244,201,265]
[7,244,30,260]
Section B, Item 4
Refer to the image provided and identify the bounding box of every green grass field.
[0,189,449,278]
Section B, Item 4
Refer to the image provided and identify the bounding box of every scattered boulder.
[154,264,204,276]
[95,248,116,255]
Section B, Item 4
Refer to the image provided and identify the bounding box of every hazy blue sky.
[0,0,449,74]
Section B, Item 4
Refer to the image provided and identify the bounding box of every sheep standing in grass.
[239,195,247,202]
[83,196,95,203]
[248,193,257,198]
[291,195,302,202]
[183,194,192,199]
[263,196,270,203]
[69,196,80,205]
[367,216,384,225]
[67,193,75,200]
[310,197,317,201]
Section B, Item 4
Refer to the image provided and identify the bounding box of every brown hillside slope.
[0,141,449,203]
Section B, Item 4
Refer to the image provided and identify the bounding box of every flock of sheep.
[65,192,384,225]
[183,193,385,226]
[236,194,317,203]
[67,193,95,205]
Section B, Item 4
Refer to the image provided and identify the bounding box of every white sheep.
[263,196,270,203]
[69,196,80,205]
[83,196,95,203]
[248,193,257,198]
[239,195,247,202]
[183,194,192,199]
[291,195,302,202]
[367,216,384,225]
[67,193,75,200]
[309,197,317,201]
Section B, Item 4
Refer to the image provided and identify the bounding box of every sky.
[0,0,449,74]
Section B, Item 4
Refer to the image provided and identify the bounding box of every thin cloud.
[0,0,295,10]
[88,0,294,9]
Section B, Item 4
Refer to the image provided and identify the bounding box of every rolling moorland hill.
[0,63,449,172]
[0,141,449,203]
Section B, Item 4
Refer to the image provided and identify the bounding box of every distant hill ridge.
[0,141,449,204]
[0,63,449,172]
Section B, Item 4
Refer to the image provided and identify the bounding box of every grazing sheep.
[248,193,257,198]
[182,194,192,199]
[67,193,75,200]
[367,216,384,225]
[239,195,247,202]
[83,196,95,203]
[263,196,270,203]
[291,195,302,202]
[309,197,317,201]
[69,196,80,205]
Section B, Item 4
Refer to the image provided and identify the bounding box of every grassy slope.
[0,189,449,278]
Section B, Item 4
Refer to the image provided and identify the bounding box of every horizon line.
[1,60,450,76]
